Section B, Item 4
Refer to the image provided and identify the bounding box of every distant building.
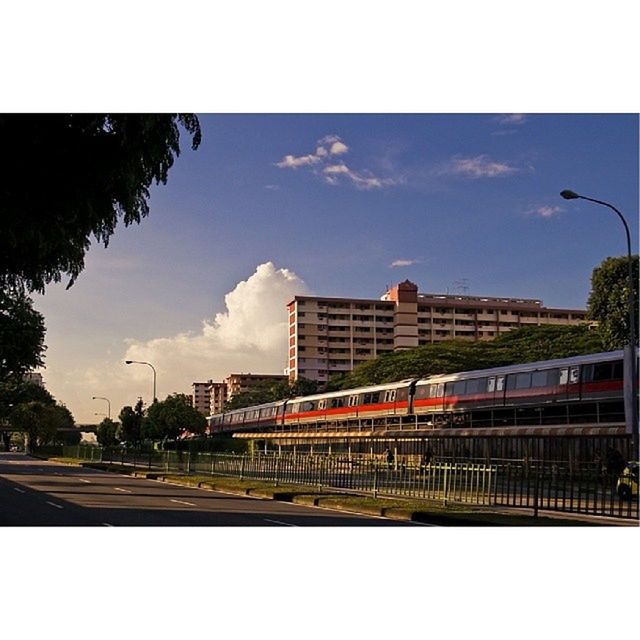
[224,373,288,400]
[286,280,587,383]
[191,374,287,416]
[191,381,212,415]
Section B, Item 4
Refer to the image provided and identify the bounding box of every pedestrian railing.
[52,446,639,519]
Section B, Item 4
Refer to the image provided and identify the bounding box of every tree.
[0,114,201,292]
[326,324,606,390]
[145,394,206,442]
[0,286,46,384]
[96,418,120,447]
[587,255,639,350]
[118,398,145,445]
[9,401,74,450]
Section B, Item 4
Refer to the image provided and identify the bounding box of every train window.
[436,383,445,397]
[397,388,408,401]
[415,385,429,399]
[465,378,485,394]
[301,401,316,412]
[515,373,532,389]
[531,370,550,388]
[363,392,381,404]
[452,380,466,396]
[384,390,397,402]
[593,362,615,382]
[318,399,327,410]
[330,397,346,408]
[428,385,438,398]
[348,395,359,407]
[570,367,579,384]
[496,376,505,392]
[488,377,496,393]
[559,368,569,385]
[612,360,623,379]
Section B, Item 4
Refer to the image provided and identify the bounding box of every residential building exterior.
[286,280,588,383]
[192,381,212,415]
[224,373,288,400]
[191,374,288,416]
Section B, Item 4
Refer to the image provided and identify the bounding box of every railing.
[51,446,639,519]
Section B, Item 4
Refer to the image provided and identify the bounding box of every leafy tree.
[96,418,120,447]
[0,381,55,451]
[587,255,639,350]
[145,394,206,442]
[118,398,145,445]
[0,286,46,384]
[9,401,74,450]
[0,114,201,292]
[326,324,606,390]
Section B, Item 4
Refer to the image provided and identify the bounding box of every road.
[0,453,420,526]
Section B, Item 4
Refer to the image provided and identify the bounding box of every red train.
[207,350,632,435]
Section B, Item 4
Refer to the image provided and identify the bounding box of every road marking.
[79,479,91,483]
[103,522,114,527]
[263,518,297,527]
[170,499,196,507]
[46,501,63,509]
[14,487,25,493]
[114,487,132,493]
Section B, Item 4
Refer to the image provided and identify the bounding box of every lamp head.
[560,189,580,200]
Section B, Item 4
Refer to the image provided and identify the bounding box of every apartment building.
[287,280,587,383]
[192,381,212,415]
[191,374,288,416]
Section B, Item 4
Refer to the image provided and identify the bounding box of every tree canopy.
[118,399,145,445]
[587,254,639,349]
[96,418,120,447]
[326,324,606,390]
[145,394,206,441]
[0,286,46,384]
[9,401,75,450]
[0,114,201,292]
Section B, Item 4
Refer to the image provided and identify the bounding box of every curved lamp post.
[560,190,638,448]
[91,396,111,420]
[125,360,157,404]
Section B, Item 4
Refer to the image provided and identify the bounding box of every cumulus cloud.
[50,263,309,423]
[276,134,396,190]
[526,205,563,218]
[390,259,418,267]
[440,154,519,178]
[123,262,308,382]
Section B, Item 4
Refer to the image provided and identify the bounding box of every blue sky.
[34,113,638,423]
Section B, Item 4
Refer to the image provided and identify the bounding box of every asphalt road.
[0,453,419,526]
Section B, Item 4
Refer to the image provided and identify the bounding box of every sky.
[32,113,639,424]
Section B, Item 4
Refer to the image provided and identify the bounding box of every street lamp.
[125,360,157,403]
[560,190,638,449]
[91,396,111,420]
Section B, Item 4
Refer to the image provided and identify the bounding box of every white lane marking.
[114,487,132,493]
[169,499,196,507]
[263,518,297,527]
[103,522,114,527]
[79,479,91,483]
[14,487,26,493]
[46,501,63,509]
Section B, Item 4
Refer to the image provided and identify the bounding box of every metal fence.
[56,446,639,519]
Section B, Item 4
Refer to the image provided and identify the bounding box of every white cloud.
[441,154,519,178]
[123,262,308,382]
[276,134,396,190]
[496,114,527,125]
[390,259,418,267]
[527,205,563,218]
[47,263,309,423]
[275,153,321,168]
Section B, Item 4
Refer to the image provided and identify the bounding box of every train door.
[560,365,581,401]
